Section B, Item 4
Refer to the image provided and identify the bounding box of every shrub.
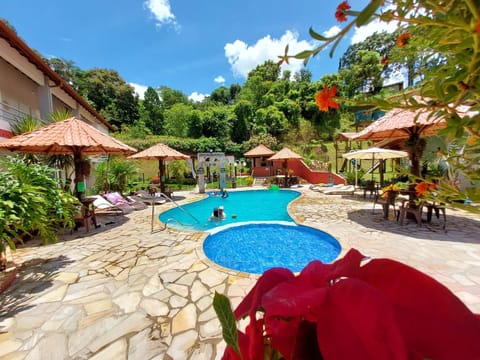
[0,156,79,266]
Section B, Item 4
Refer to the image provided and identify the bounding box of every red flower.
[397,32,411,48]
[335,1,351,22]
[477,20,480,34]
[220,249,480,359]
[315,85,339,112]
[381,56,389,66]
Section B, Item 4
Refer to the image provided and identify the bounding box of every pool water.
[159,189,300,232]
[203,223,341,274]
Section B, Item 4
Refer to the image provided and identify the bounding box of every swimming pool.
[159,189,300,232]
[203,223,341,274]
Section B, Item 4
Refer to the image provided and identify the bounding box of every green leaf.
[309,27,328,41]
[356,0,382,27]
[213,292,241,357]
[293,50,314,60]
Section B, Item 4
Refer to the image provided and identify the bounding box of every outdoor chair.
[103,192,147,211]
[398,198,424,226]
[90,195,133,215]
[373,190,401,220]
[128,193,166,206]
[362,180,378,199]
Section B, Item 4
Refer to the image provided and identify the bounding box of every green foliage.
[93,158,140,194]
[0,156,79,255]
[213,292,241,357]
[76,68,139,128]
[142,87,164,134]
[163,103,193,137]
[168,160,190,187]
[11,114,42,135]
[242,133,280,152]
[49,108,73,122]
[283,0,480,211]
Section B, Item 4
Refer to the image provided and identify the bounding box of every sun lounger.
[103,192,147,211]
[322,185,356,195]
[134,189,170,202]
[128,194,166,206]
[89,194,134,214]
[311,184,346,193]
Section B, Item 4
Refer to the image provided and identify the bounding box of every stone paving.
[1,187,479,359]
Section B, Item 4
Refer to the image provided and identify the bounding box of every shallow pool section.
[203,223,341,274]
[159,189,300,232]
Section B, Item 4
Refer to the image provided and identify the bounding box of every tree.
[143,87,163,134]
[158,86,189,110]
[209,86,232,105]
[201,106,232,140]
[339,50,383,97]
[76,68,139,128]
[232,100,254,143]
[163,103,193,137]
[254,106,288,138]
[44,57,83,89]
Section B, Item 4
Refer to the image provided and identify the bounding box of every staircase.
[253,177,266,187]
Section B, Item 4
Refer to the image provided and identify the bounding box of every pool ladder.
[150,192,200,233]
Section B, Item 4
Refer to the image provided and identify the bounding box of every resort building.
[0,21,111,140]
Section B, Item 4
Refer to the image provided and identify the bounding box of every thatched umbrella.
[268,147,303,187]
[0,116,136,198]
[350,104,475,177]
[127,143,190,194]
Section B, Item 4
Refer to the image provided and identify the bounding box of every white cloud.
[350,4,400,44]
[214,76,226,84]
[130,83,149,100]
[224,30,315,79]
[323,25,341,38]
[144,0,179,29]
[350,18,398,44]
[189,92,208,102]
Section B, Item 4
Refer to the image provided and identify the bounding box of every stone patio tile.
[172,303,197,335]
[88,338,127,360]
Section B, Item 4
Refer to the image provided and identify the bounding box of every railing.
[0,100,38,124]
[150,192,200,233]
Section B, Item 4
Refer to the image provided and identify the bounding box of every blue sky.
[3,0,396,101]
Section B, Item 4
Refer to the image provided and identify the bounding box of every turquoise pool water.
[159,189,300,231]
[203,223,341,274]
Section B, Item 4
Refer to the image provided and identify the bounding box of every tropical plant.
[93,158,140,194]
[280,0,480,212]
[0,156,79,267]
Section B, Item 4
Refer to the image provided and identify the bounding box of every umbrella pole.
[159,159,165,194]
[74,153,83,200]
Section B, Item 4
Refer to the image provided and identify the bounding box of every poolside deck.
[1,187,479,359]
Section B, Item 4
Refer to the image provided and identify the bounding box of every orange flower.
[415,182,436,197]
[381,56,389,66]
[396,32,411,48]
[477,20,480,34]
[335,1,351,22]
[315,85,339,112]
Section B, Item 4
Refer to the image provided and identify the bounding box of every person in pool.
[211,206,227,220]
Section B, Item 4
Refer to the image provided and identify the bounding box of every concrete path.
[1,188,479,359]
